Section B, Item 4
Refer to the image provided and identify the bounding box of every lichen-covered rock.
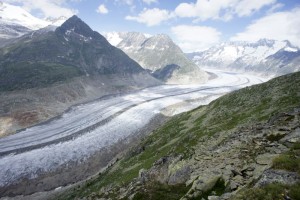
[255,153,279,165]
[255,169,300,187]
[138,168,148,183]
[168,157,191,185]
[185,175,222,198]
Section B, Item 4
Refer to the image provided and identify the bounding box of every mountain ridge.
[0,15,158,90]
[105,31,209,84]
[188,39,300,77]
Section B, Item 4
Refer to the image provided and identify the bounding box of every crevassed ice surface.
[0,69,267,187]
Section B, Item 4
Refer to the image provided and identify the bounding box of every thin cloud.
[142,0,158,5]
[171,25,221,52]
[125,8,174,26]
[96,4,109,14]
[114,0,134,6]
[2,0,77,18]
[175,0,277,21]
[267,3,284,14]
[231,7,300,47]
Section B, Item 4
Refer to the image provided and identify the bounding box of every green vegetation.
[272,142,300,174]
[272,154,300,173]
[131,182,189,200]
[57,72,300,200]
[233,183,300,200]
[0,61,83,91]
[266,133,286,142]
[192,72,300,131]
[292,142,300,150]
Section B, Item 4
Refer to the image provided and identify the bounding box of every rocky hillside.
[56,71,300,200]
[0,16,160,136]
[105,32,208,84]
[188,39,300,77]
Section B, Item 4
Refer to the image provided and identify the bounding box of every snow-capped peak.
[0,2,67,30]
[195,39,289,64]
[104,32,152,47]
[189,38,300,77]
[45,16,68,27]
[104,31,124,46]
[0,2,49,30]
[281,40,299,52]
[255,38,276,47]
[284,47,298,52]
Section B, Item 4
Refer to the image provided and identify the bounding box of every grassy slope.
[57,72,300,200]
[0,32,81,92]
[0,61,83,91]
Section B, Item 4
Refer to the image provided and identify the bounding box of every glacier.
[0,69,266,188]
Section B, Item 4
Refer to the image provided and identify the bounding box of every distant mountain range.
[187,39,300,77]
[105,32,208,84]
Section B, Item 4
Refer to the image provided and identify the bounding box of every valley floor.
[0,69,266,198]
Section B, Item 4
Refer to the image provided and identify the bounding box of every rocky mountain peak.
[142,34,176,51]
[45,16,67,26]
[149,34,173,44]
[104,31,208,84]
[283,40,292,47]
[57,15,94,38]
[256,38,275,47]
[280,40,299,52]
[117,32,148,49]
[151,34,172,41]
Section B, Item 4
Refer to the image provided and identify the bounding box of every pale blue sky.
[5,0,300,52]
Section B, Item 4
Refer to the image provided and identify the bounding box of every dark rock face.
[0,15,157,91]
[56,15,97,40]
[153,64,180,82]
[54,16,145,75]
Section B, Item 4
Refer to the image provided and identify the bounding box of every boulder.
[255,169,300,187]
[256,153,278,165]
[186,175,222,198]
